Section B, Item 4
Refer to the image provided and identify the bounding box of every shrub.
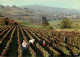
[45,26,53,30]
[59,19,72,29]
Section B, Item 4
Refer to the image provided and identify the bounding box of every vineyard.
[0,26,80,57]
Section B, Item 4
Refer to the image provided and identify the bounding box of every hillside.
[0,17,21,25]
[22,4,80,15]
[0,5,80,24]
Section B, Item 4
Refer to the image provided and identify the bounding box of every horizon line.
[1,4,80,11]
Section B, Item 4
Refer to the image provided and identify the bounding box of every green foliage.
[42,22,49,27]
[59,19,72,29]
[60,42,66,46]
[0,18,5,25]
[42,16,49,27]
[41,16,53,30]
[0,12,4,17]
[45,26,53,30]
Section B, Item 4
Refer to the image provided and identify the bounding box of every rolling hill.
[0,5,80,24]
[22,4,80,15]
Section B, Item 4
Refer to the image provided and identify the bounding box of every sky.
[0,0,80,10]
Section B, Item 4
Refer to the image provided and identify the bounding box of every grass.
[71,19,80,29]
[22,22,43,28]
[49,19,80,29]
[48,20,61,29]
[14,19,80,30]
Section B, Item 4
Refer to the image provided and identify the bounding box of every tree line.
[42,16,73,29]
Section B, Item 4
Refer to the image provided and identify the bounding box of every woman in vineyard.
[39,39,46,47]
[22,40,28,52]
[42,40,45,47]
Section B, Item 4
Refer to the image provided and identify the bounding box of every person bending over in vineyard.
[39,39,46,47]
[42,40,46,47]
[22,40,28,53]
[29,39,35,46]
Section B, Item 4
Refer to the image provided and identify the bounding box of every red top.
[43,44,45,46]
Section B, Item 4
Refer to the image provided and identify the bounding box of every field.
[49,19,80,29]
[0,26,80,57]
[18,19,80,30]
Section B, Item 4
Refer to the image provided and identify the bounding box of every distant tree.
[5,18,9,25]
[42,16,49,27]
[76,24,79,28]
[13,5,16,8]
[42,16,53,30]
[14,22,18,25]
[0,19,5,25]
[59,18,72,29]
[0,12,4,17]
[0,17,7,25]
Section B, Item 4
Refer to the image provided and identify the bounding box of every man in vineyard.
[29,39,35,46]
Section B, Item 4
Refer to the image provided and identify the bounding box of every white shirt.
[22,42,27,47]
[29,39,35,44]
